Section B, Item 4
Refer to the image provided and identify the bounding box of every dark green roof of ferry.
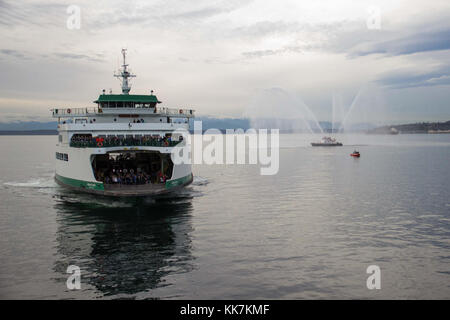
[94,94,161,103]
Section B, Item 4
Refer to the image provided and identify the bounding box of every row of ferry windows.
[56,152,68,161]
[98,102,157,108]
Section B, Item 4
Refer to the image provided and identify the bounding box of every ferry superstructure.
[51,49,194,196]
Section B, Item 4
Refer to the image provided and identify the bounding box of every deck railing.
[52,107,99,116]
[52,106,195,117]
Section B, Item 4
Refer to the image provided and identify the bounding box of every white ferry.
[51,49,194,196]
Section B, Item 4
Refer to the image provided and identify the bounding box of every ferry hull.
[54,144,193,197]
[55,173,193,197]
[311,143,343,147]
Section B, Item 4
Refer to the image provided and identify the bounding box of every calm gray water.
[0,134,449,299]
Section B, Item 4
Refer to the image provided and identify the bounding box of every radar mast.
[114,48,136,94]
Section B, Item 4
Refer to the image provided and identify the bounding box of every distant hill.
[0,130,57,135]
[369,121,450,134]
[0,121,57,131]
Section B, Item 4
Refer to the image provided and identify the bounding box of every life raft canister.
[96,137,104,147]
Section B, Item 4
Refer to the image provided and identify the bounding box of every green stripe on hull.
[56,174,191,192]
[165,173,193,189]
[55,174,105,191]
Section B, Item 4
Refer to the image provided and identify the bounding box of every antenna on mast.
[114,48,136,94]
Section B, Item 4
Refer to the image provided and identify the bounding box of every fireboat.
[311,136,343,147]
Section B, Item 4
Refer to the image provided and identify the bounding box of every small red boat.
[350,151,360,157]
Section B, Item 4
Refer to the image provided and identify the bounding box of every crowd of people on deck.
[95,168,168,185]
[70,134,182,148]
[94,154,171,185]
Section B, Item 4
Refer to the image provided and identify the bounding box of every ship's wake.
[192,176,209,186]
[3,177,56,189]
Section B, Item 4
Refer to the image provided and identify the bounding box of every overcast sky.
[0,0,449,123]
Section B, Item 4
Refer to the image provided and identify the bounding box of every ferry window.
[72,133,92,139]
[56,152,67,161]
[58,135,62,142]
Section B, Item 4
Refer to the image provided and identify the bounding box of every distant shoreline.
[0,120,449,135]
[367,120,450,134]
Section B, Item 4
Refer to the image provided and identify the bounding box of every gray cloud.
[0,0,66,27]
[53,52,105,63]
[351,29,450,57]
[377,67,450,89]
[165,7,227,20]
[233,21,300,38]
[0,49,105,63]
[0,49,30,59]
[165,0,252,20]
[88,0,253,30]
[232,20,346,40]
[242,46,303,59]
